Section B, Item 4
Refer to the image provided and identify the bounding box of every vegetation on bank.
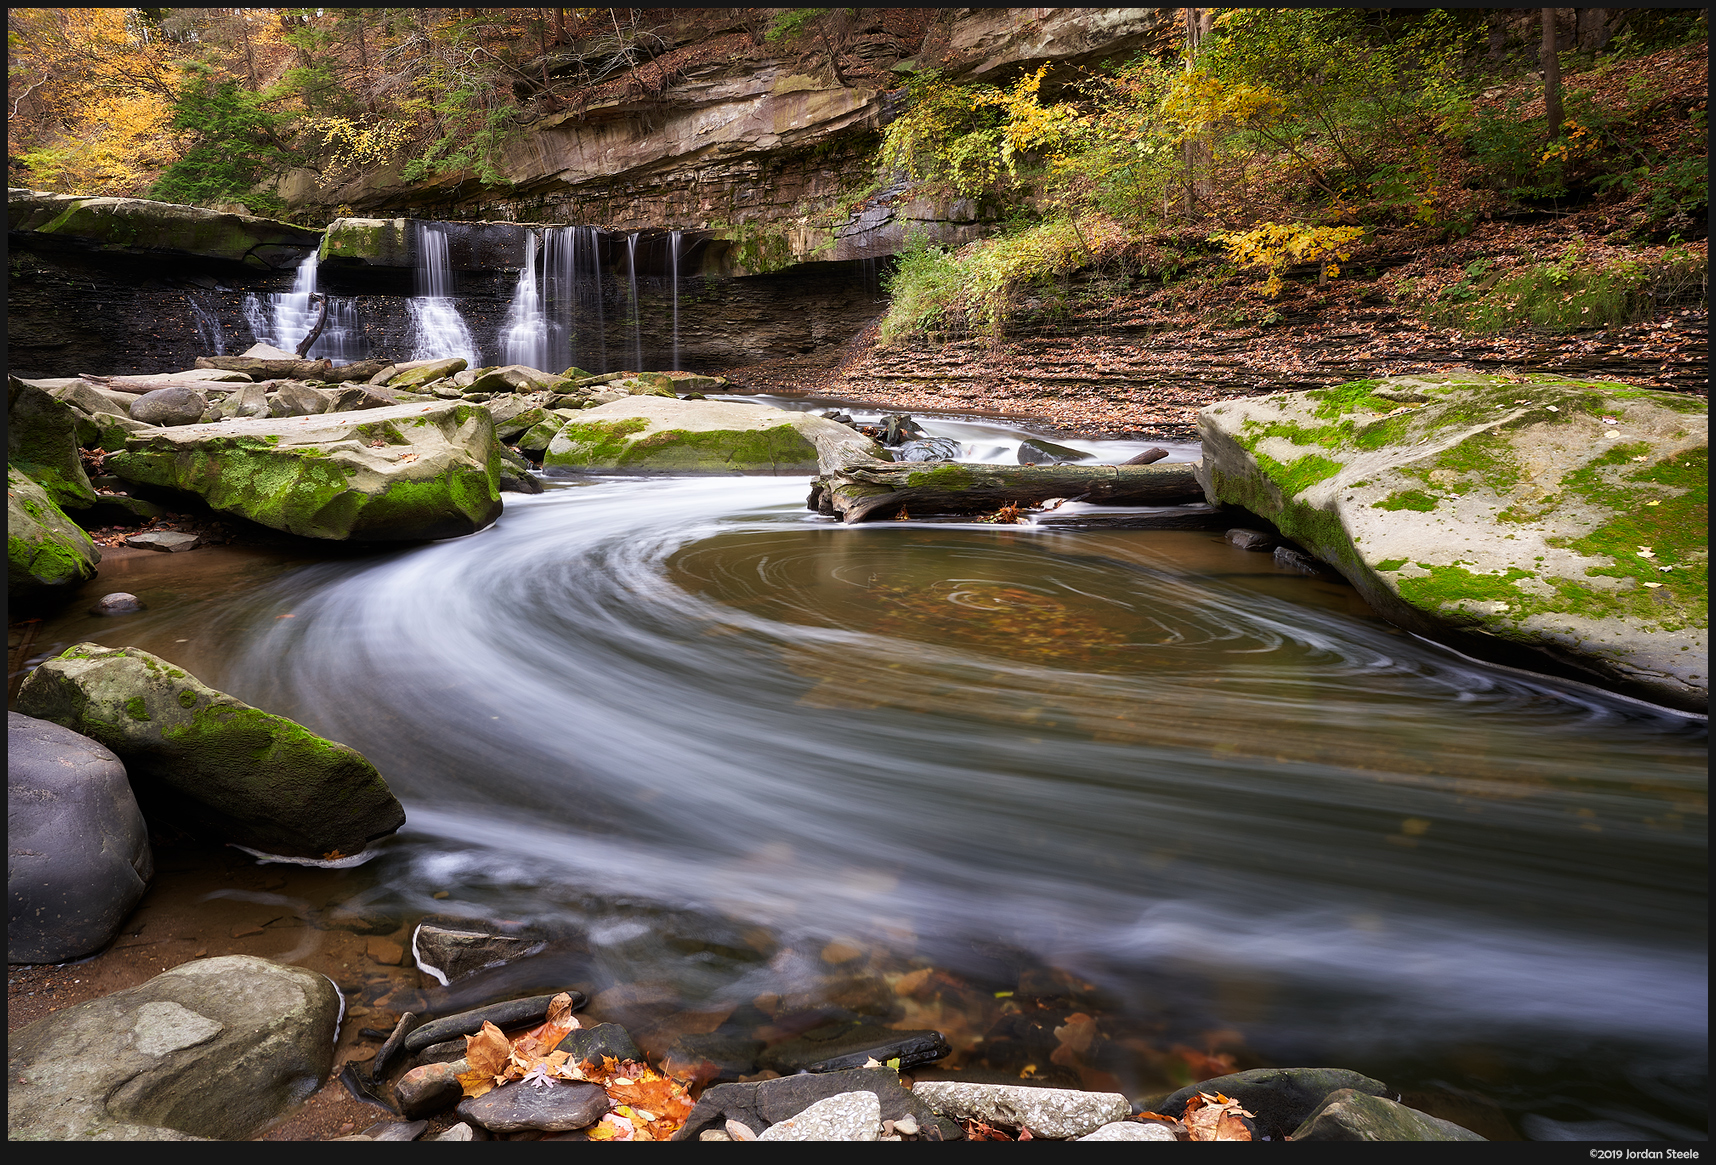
[871,8,1707,346]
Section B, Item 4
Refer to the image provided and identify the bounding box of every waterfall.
[407,223,480,365]
[669,230,681,372]
[242,251,363,360]
[500,230,550,371]
[625,232,643,372]
[187,294,227,355]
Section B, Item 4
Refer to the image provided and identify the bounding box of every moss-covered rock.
[387,359,469,391]
[318,216,411,267]
[9,376,98,509]
[15,643,405,860]
[1197,372,1707,712]
[1290,1090,1485,1141]
[8,466,100,602]
[105,401,503,542]
[543,397,879,475]
[13,191,321,270]
[464,364,556,395]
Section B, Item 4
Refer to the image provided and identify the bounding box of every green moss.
[1553,445,1708,615]
[124,696,150,721]
[1373,489,1442,512]
[905,464,983,489]
[1375,558,1408,572]
[551,418,652,465]
[178,689,198,708]
[1252,451,1342,496]
[1395,564,1538,616]
[1305,379,1390,417]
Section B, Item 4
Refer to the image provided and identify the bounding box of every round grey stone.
[129,386,209,427]
[90,592,147,615]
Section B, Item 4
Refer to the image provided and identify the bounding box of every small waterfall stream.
[407,223,481,365]
[243,251,363,361]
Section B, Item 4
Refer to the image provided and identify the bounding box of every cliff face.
[290,9,1176,272]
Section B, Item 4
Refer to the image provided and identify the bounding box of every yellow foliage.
[301,117,414,170]
[1213,222,1366,297]
[1161,71,1285,144]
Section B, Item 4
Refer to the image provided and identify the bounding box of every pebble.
[88,592,146,615]
[1080,1119,1178,1141]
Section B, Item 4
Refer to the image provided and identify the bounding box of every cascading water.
[242,251,363,360]
[500,230,551,371]
[625,232,643,372]
[407,223,480,365]
[668,230,681,372]
[187,294,227,355]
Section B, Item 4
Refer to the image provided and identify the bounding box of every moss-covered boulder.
[387,359,469,391]
[318,216,411,267]
[1197,372,1707,712]
[15,644,406,861]
[9,376,97,509]
[8,466,100,602]
[105,401,503,542]
[11,191,321,270]
[1290,1090,1485,1141]
[543,398,880,475]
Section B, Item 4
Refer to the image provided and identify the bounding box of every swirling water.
[29,417,1706,1139]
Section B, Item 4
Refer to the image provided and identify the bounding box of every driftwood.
[808,439,1205,523]
[195,355,336,380]
[294,293,329,358]
[77,372,252,394]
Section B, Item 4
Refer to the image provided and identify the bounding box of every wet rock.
[756,1091,882,1141]
[89,592,147,616]
[395,1061,464,1119]
[1274,544,1330,575]
[129,386,208,427]
[404,993,582,1054]
[414,1038,468,1067]
[360,1119,428,1141]
[455,1079,610,1134]
[8,712,152,964]
[410,922,550,986]
[125,530,200,552]
[432,1121,487,1141]
[911,1080,1129,1140]
[1080,1120,1178,1141]
[1290,1089,1486,1141]
[671,1066,959,1141]
[15,643,405,860]
[662,1030,766,1084]
[8,955,339,1139]
[555,1022,644,1066]
[1121,447,1171,465]
[1157,1067,1391,1141]
[544,397,879,476]
[1018,437,1093,465]
[8,468,100,602]
[1226,527,1277,551]
[757,1017,949,1074]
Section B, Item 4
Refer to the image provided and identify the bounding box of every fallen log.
[294,292,329,358]
[808,441,1205,523]
[195,355,336,380]
[77,372,253,394]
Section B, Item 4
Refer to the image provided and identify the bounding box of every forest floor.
[726,208,1708,441]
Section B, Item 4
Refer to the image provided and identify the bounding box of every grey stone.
[1274,544,1328,575]
[544,397,880,475]
[1018,437,1093,465]
[219,383,271,420]
[404,993,583,1054]
[328,383,401,412]
[757,1018,949,1074]
[7,955,339,1139]
[8,712,152,964]
[409,922,550,987]
[1196,373,1708,712]
[1290,1089,1486,1141]
[465,364,555,395]
[1158,1067,1392,1141]
[414,1038,469,1067]
[1121,447,1170,465]
[395,1061,464,1119]
[125,530,200,552]
[757,1090,882,1141]
[360,1119,428,1141]
[267,380,333,417]
[432,1121,486,1141]
[89,592,146,615]
[129,386,208,427]
[1226,527,1277,551]
[9,376,97,509]
[911,1081,1129,1140]
[554,1022,643,1066]
[671,1066,960,1141]
[455,1079,609,1133]
[387,359,469,391]
[1080,1120,1178,1141]
[15,643,405,861]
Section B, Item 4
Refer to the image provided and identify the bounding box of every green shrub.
[1425,244,1706,333]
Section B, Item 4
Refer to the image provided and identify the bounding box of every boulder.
[1080,1120,1178,1140]
[9,376,97,509]
[495,406,551,443]
[11,192,321,270]
[8,713,152,964]
[105,401,503,542]
[219,382,272,420]
[455,1080,610,1134]
[387,359,469,391]
[1290,1089,1486,1141]
[1157,1067,1392,1141]
[543,397,880,475]
[409,921,549,986]
[1197,373,1708,712]
[1017,437,1093,465]
[554,1023,644,1066]
[7,467,100,601]
[910,1081,1130,1140]
[7,955,340,1139]
[464,365,555,395]
[672,1066,959,1141]
[328,383,401,412]
[129,386,209,427]
[44,378,137,420]
[15,643,406,861]
[268,380,333,417]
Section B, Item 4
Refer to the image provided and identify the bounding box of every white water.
[243,251,363,361]
[408,223,480,365]
[500,231,549,371]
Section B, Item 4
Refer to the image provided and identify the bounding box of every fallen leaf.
[1183,1091,1256,1142]
[464,1021,510,1079]
[546,991,578,1028]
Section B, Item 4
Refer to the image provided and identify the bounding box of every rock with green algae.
[1290,1090,1486,1141]
[385,358,468,391]
[8,466,100,602]
[9,376,98,510]
[105,400,503,542]
[9,190,321,270]
[15,643,406,860]
[543,397,879,475]
[1196,371,1707,712]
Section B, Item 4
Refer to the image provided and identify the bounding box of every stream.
[19,408,1707,1141]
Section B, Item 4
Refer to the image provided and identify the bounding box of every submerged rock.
[8,955,340,1140]
[8,467,101,601]
[1018,437,1093,465]
[106,400,503,542]
[1290,1089,1486,1141]
[15,643,405,860]
[1197,373,1708,712]
[543,397,879,475]
[8,712,152,964]
[1158,1066,1393,1141]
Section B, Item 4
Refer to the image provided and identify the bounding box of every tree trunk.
[355,12,375,113]
[294,294,330,359]
[1181,7,1216,217]
[1541,8,1564,141]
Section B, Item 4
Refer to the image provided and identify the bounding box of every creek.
[21,407,1707,1141]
